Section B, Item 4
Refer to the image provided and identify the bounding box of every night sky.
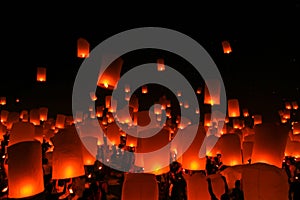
[1,2,299,123]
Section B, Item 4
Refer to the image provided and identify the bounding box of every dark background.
[0,2,299,123]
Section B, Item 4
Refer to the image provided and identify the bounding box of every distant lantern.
[293,122,300,135]
[228,99,240,117]
[283,109,290,119]
[36,67,46,82]
[196,86,202,94]
[77,37,90,58]
[96,106,104,118]
[89,92,97,101]
[126,134,138,147]
[252,123,289,168]
[52,125,85,179]
[8,141,44,198]
[292,101,298,110]
[0,97,6,105]
[157,58,165,71]
[55,114,66,129]
[106,122,122,146]
[142,85,148,94]
[19,110,28,120]
[222,40,232,54]
[204,113,212,127]
[97,57,123,90]
[105,95,112,109]
[253,114,262,125]
[204,79,221,105]
[29,109,40,126]
[39,107,48,122]
[285,102,292,110]
[124,84,130,93]
[243,108,249,117]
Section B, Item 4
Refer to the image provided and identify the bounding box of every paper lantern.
[196,86,202,94]
[253,114,262,125]
[292,101,298,110]
[55,114,66,129]
[242,108,249,117]
[9,122,35,147]
[221,163,289,200]
[204,79,221,105]
[252,123,289,168]
[51,125,85,179]
[39,107,48,122]
[141,85,148,94]
[183,173,210,200]
[204,113,212,127]
[97,57,123,90]
[121,173,159,200]
[222,40,232,54]
[0,96,6,105]
[157,58,165,71]
[8,141,44,198]
[29,109,40,125]
[77,37,89,58]
[293,122,300,135]
[228,99,240,117]
[285,137,300,157]
[81,137,97,165]
[89,92,97,101]
[19,110,28,120]
[176,125,206,170]
[36,67,46,82]
[0,110,9,123]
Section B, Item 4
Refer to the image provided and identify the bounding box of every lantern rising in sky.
[0,97,6,105]
[222,40,232,54]
[77,37,90,58]
[157,58,165,71]
[36,67,46,82]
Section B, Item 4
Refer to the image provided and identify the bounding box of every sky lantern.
[8,121,35,147]
[36,67,46,82]
[196,86,202,94]
[293,122,300,135]
[253,114,262,125]
[157,58,165,71]
[19,110,28,120]
[126,134,138,147]
[243,108,249,117]
[0,110,9,123]
[51,125,85,179]
[220,163,289,199]
[175,125,206,170]
[121,173,159,200]
[55,114,66,129]
[282,109,290,120]
[89,92,97,101]
[81,138,96,166]
[222,40,232,54]
[204,113,212,127]
[204,79,221,105]
[77,37,90,58]
[39,107,48,122]
[292,101,298,110]
[97,57,123,90]
[142,85,148,94]
[105,122,122,146]
[0,96,6,105]
[7,141,44,198]
[285,137,300,157]
[228,99,240,117]
[0,123,7,141]
[183,173,211,200]
[251,123,289,168]
[96,106,104,118]
[285,102,292,110]
[29,108,40,126]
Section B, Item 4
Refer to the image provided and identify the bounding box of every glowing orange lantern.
[96,106,104,118]
[106,122,121,146]
[204,79,221,105]
[285,102,292,110]
[29,109,40,125]
[228,99,240,117]
[253,114,262,125]
[77,37,89,58]
[243,108,249,117]
[222,40,232,54]
[55,114,66,129]
[36,67,46,82]
[293,122,300,135]
[156,58,165,72]
[142,85,148,94]
[19,110,28,120]
[97,57,123,90]
[252,123,289,168]
[204,113,212,127]
[89,92,97,101]
[52,125,85,179]
[8,141,44,198]
[292,101,298,110]
[0,97,6,105]
[8,121,35,147]
[39,107,48,122]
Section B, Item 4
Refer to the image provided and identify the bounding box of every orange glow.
[228,99,240,117]
[222,40,232,54]
[190,161,199,170]
[243,108,249,117]
[36,67,46,82]
[292,101,298,110]
[16,98,20,103]
[104,82,109,88]
[20,184,33,197]
[142,85,148,94]
[204,79,221,105]
[285,102,292,110]
[0,97,6,105]
[90,92,97,101]
[157,58,165,71]
[196,87,202,94]
[77,38,90,58]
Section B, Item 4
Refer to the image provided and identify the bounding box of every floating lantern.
[228,99,240,117]
[204,79,221,105]
[8,141,44,198]
[252,123,289,168]
[157,58,165,71]
[243,108,249,117]
[29,109,40,126]
[19,110,28,120]
[77,37,89,58]
[55,114,66,129]
[39,107,48,122]
[52,125,85,179]
[293,122,300,135]
[142,85,148,94]
[97,57,123,90]
[222,40,232,54]
[124,84,130,93]
[0,97,6,105]
[106,122,122,146]
[196,86,202,94]
[204,113,212,127]
[36,67,46,82]
[292,101,298,110]
[253,114,262,125]
[8,121,35,147]
[89,92,97,101]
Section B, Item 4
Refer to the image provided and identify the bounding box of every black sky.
[0,2,299,123]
